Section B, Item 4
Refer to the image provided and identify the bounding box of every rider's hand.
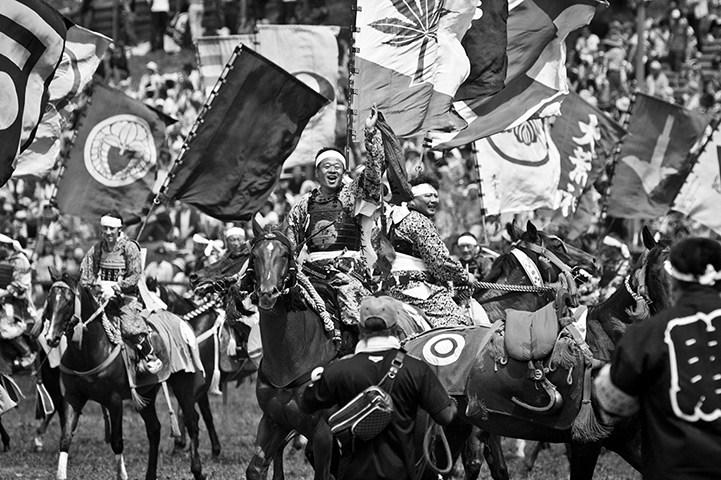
[365,104,378,129]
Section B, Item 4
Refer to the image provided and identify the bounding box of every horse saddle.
[122,325,171,388]
[218,322,255,373]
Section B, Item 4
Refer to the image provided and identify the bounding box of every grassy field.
[0,373,640,480]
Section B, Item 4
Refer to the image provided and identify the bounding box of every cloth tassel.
[161,382,182,438]
[71,322,84,348]
[626,298,650,322]
[487,331,506,364]
[209,368,222,396]
[131,388,149,411]
[572,367,612,442]
[36,383,55,419]
[226,335,237,357]
[210,323,222,396]
[549,337,578,371]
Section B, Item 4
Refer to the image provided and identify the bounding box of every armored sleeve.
[79,246,98,286]
[118,240,142,293]
[404,213,468,284]
[287,193,310,253]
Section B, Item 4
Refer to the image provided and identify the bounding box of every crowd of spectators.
[3,0,720,309]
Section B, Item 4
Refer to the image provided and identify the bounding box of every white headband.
[225,227,245,239]
[100,215,122,228]
[411,183,438,197]
[664,260,721,286]
[315,150,347,169]
[0,234,21,251]
[457,235,478,247]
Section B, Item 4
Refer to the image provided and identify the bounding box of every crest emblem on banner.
[422,333,466,366]
[84,114,156,187]
[487,119,550,166]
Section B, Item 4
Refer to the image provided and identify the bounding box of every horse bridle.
[247,230,298,298]
[45,280,84,338]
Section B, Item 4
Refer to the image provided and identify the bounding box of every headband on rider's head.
[225,227,245,239]
[315,150,347,170]
[664,260,721,286]
[100,215,122,228]
[411,183,437,198]
[457,235,478,247]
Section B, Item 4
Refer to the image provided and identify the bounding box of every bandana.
[0,234,21,252]
[100,215,122,228]
[664,260,721,286]
[315,150,347,169]
[411,183,437,197]
[225,227,245,239]
[457,235,478,247]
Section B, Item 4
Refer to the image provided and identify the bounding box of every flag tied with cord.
[475,118,560,215]
[352,0,477,137]
[0,0,67,186]
[195,25,339,169]
[55,83,168,221]
[673,124,721,236]
[607,93,709,219]
[165,47,328,222]
[14,25,111,179]
[431,0,602,149]
[551,90,626,216]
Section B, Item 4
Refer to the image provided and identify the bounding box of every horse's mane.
[482,254,521,283]
[643,239,673,316]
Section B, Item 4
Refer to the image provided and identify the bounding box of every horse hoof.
[211,446,221,458]
[2,443,9,452]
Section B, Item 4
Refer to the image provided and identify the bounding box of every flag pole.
[469,142,489,245]
[346,0,361,164]
[136,46,243,242]
[598,90,637,230]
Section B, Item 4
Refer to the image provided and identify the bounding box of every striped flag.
[607,93,710,219]
[430,0,602,149]
[352,0,478,138]
[672,124,721,236]
[475,118,560,215]
[0,0,68,186]
[55,83,168,221]
[14,25,111,180]
[196,25,339,168]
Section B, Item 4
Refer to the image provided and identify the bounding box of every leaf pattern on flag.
[369,0,449,82]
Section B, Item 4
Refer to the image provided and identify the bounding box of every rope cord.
[475,281,557,293]
[295,270,336,335]
[181,297,218,321]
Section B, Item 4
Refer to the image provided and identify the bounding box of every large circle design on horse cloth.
[422,333,466,366]
[84,114,156,187]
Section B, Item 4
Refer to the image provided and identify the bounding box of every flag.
[14,25,111,180]
[0,0,68,186]
[455,0,508,102]
[431,0,601,149]
[352,0,477,137]
[551,89,626,216]
[607,93,710,219]
[673,123,721,236]
[475,118,560,215]
[375,112,412,203]
[164,47,328,222]
[196,25,339,168]
[55,83,167,221]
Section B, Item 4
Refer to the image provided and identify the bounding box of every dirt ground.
[0,373,640,480]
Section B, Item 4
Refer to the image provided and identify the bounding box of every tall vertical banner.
[673,126,721,236]
[431,0,601,149]
[353,0,477,137]
[55,83,166,221]
[0,0,68,186]
[164,47,327,221]
[607,93,709,219]
[475,118,560,215]
[196,25,339,168]
[551,90,626,216]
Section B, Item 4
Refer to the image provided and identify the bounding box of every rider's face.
[458,243,477,261]
[410,190,439,217]
[316,159,345,192]
[102,225,121,244]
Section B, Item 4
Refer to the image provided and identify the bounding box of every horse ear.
[252,216,263,238]
[526,221,538,242]
[506,223,520,242]
[641,225,657,249]
[49,266,60,282]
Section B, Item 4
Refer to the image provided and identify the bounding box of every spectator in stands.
[669,9,691,72]
[602,34,628,101]
[646,60,671,97]
[188,0,205,42]
[147,0,170,52]
[254,200,280,229]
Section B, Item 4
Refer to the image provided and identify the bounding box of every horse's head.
[627,226,673,321]
[248,218,297,311]
[509,221,600,284]
[43,268,80,348]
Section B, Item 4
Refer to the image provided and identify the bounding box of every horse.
[151,280,256,457]
[43,270,207,480]
[412,227,671,480]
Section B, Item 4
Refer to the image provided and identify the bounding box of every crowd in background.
[3,0,721,308]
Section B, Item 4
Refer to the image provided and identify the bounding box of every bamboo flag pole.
[598,90,637,229]
[347,0,361,164]
[135,46,242,242]
[469,141,489,245]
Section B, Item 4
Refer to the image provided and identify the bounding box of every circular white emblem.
[422,333,466,366]
[84,114,156,187]
[0,72,19,130]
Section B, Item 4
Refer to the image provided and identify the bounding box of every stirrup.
[138,356,163,375]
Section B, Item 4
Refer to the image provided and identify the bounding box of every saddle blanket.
[404,325,493,395]
[0,373,23,415]
[147,310,203,375]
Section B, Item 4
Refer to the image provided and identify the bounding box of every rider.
[79,211,162,374]
[382,174,480,327]
[287,109,383,325]
[0,234,36,370]
[455,231,495,281]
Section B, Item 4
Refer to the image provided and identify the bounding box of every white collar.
[355,335,401,353]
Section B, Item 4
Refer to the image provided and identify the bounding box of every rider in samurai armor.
[0,234,37,370]
[287,110,384,325]
[79,212,162,374]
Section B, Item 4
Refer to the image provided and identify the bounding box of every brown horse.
[43,271,206,480]
[413,227,672,480]
[244,220,343,480]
